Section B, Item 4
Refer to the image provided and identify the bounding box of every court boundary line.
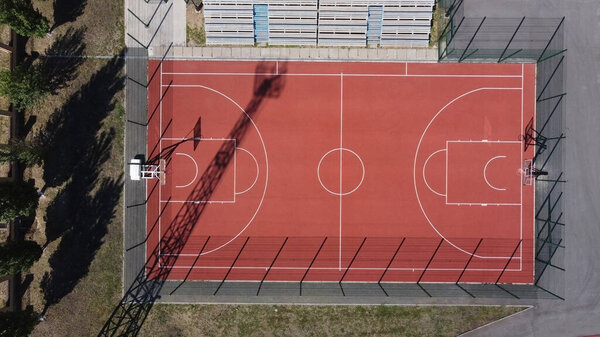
[149,65,534,280]
[521,64,525,272]
[158,62,163,264]
[161,72,523,78]
[156,264,522,272]
[339,73,343,271]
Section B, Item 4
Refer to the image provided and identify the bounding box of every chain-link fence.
[437,0,566,300]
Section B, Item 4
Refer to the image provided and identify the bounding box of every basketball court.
[144,60,536,284]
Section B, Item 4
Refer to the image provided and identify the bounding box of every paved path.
[461,1,600,336]
[125,0,186,48]
[149,45,438,62]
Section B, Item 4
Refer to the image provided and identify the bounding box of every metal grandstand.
[203,0,434,46]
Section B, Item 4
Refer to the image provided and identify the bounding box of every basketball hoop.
[520,118,547,153]
[523,159,534,185]
[129,158,166,185]
[522,159,547,185]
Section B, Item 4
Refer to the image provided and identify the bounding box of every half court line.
[339,72,343,271]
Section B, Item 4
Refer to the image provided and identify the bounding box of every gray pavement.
[125,0,185,48]
[123,47,149,293]
[460,1,600,336]
[148,45,438,62]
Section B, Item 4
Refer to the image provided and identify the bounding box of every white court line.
[483,155,507,191]
[317,148,365,196]
[447,140,521,144]
[161,200,235,204]
[174,153,198,188]
[157,72,528,268]
[446,202,521,206]
[161,137,236,141]
[158,62,163,265]
[422,149,447,197]
[339,72,343,271]
[161,72,523,78]
[405,62,408,75]
[414,87,524,260]
[521,64,524,270]
[156,264,521,272]
[235,147,260,195]
[233,139,237,203]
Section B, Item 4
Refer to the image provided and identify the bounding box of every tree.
[0,65,48,110]
[0,307,39,337]
[0,0,50,38]
[0,140,43,166]
[0,180,39,223]
[0,240,42,277]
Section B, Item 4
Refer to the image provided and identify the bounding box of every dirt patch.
[186,2,205,46]
[0,26,11,45]
[27,0,124,55]
[0,115,10,143]
[0,280,8,308]
[0,115,10,176]
[0,25,11,114]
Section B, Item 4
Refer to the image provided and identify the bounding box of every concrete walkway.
[125,0,186,48]
[149,45,438,62]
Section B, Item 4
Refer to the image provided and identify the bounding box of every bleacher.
[203,0,433,47]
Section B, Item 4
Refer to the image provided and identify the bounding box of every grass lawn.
[186,2,206,46]
[2,1,527,336]
[140,304,524,337]
[17,0,125,336]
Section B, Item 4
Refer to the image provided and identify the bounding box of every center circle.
[317,148,365,196]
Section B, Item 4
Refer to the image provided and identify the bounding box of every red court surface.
[146,60,536,284]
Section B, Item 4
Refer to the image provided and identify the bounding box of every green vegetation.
[0,240,43,277]
[0,140,44,166]
[0,64,48,110]
[430,3,449,47]
[140,304,524,337]
[187,24,206,45]
[0,307,39,337]
[0,0,49,38]
[0,180,38,222]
